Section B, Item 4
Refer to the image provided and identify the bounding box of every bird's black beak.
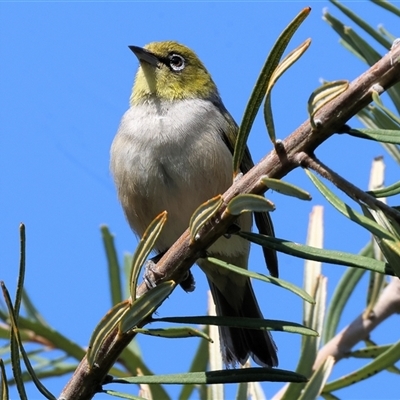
[128,45,159,67]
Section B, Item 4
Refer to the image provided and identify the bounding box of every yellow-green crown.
[130,41,219,104]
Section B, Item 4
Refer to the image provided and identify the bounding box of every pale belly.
[111,98,251,257]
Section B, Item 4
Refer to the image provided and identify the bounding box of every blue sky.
[1,2,399,399]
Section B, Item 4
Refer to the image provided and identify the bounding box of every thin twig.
[298,152,400,224]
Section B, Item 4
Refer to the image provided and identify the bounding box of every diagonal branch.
[59,42,400,400]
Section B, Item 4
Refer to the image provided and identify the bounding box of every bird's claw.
[143,259,164,289]
[143,252,196,293]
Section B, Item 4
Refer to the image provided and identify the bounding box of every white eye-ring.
[169,54,186,71]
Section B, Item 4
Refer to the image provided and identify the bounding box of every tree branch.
[298,153,400,224]
[59,42,400,400]
[313,277,400,370]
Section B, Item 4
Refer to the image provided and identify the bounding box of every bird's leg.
[143,252,165,289]
[143,251,196,292]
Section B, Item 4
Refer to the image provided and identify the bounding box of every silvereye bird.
[110,41,278,367]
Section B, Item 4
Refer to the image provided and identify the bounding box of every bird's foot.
[143,252,196,292]
[143,252,165,289]
[143,259,163,289]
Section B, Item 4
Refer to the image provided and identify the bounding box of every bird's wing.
[220,108,279,278]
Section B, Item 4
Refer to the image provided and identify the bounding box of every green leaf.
[370,0,400,17]
[103,390,148,400]
[119,281,176,334]
[123,253,133,300]
[304,168,396,240]
[321,393,340,400]
[87,300,130,367]
[129,211,168,300]
[347,128,400,144]
[101,225,123,306]
[12,316,86,362]
[7,224,28,400]
[239,231,393,275]
[8,361,78,385]
[206,257,314,304]
[21,290,48,327]
[14,224,26,318]
[178,327,209,400]
[330,0,392,49]
[350,344,393,359]
[362,205,400,277]
[356,108,400,165]
[364,267,386,320]
[189,196,223,241]
[359,340,400,375]
[265,38,311,142]
[368,179,400,198]
[282,206,327,400]
[233,7,311,171]
[323,339,400,392]
[378,238,400,277]
[323,11,367,62]
[370,104,400,130]
[0,359,9,400]
[308,80,348,128]
[112,367,308,385]
[153,315,318,337]
[324,8,400,110]
[331,12,382,66]
[260,177,312,200]
[116,348,169,398]
[282,275,326,400]
[133,327,212,341]
[378,25,396,43]
[322,243,369,344]
[227,194,275,215]
[236,380,248,400]
[305,275,326,361]
[371,91,400,126]
[1,283,56,400]
[298,356,335,400]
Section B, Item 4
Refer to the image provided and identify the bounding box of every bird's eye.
[169,54,185,71]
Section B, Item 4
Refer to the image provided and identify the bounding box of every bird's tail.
[208,278,278,368]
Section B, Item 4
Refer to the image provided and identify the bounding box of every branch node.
[370,84,384,95]
[293,151,311,167]
[311,118,323,131]
[274,139,285,155]
[391,38,400,50]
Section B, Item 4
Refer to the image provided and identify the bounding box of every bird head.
[129,41,219,104]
